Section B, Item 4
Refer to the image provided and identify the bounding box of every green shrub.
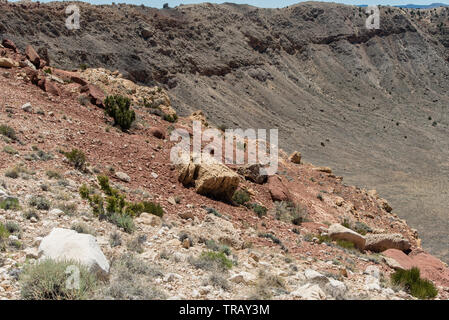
[336,239,355,250]
[249,270,286,300]
[64,149,86,170]
[23,209,39,221]
[274,201,308,225]
[20,259,97,300]
[127,235,146,253]
[79,184,91,200]
[232,189,250,205]
[46,170,62,180]
[57,202,77,216]
[80,176,162,233]
[0,198,20,211]
[162,113,178,123]
[5,221,20,234]
[341,218,372,236]
[0,223,10,240]
[26,147,53,161]
[109,231,122,247]
[190,251,233,271]
[143,201,164,217]
[9,239,22,249]
[5,167,19,179]
[205,207,222,217]
[391,267,438,299]
[317,234,332,244]
[71,223,96,236]
[97,175,113,195]
[354,221,372,236]
[0,124,17,140]
[3,145,18,155]
[96,253,165,300]
[29,195,51,211]
[205,272,230,291]
[104,95,136,131]
[0,223,9,251]
[205,239,231,256]
[109,213,135,233]
[342,218,351,229]
[258,232,282,245]
[252,203,267,217]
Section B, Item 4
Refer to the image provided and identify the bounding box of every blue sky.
[14,1,449,8]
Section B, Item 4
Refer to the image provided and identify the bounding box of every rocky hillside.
[1,38,449,300]
[1,1,448,263]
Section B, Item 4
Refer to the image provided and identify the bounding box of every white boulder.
[38,228,109,275]
[291,283,326,300]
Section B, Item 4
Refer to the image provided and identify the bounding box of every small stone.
[182,238,190,249]
[30,217,38,223]
[49,208,64,217]
[191,289,200,298]
[21,102,32,112]
[115,171,131,183]
[136,212,162,227]
[151,172,158,179]
[178,211,194,220]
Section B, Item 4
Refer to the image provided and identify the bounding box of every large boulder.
[237,163,267,184]
[80,84,105,107]
[365,233,411,253]
[192,211,243,249]
[25,45,41,68]
[328,223,366,250]
[2,39,17,52]
[37,78,60,96]
[177,153,239,201]
[52,68,87,85]
[0,57,17,68]
[383,249,449,287]
[267,175,292,202]
[38,228,110,276]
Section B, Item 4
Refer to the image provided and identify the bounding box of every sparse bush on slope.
[20,259,97,300]
[391,267,438,299]
[0,124,17,141]
[79,175,164,233]
[104,95,136,131]
[64,149,86,171]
